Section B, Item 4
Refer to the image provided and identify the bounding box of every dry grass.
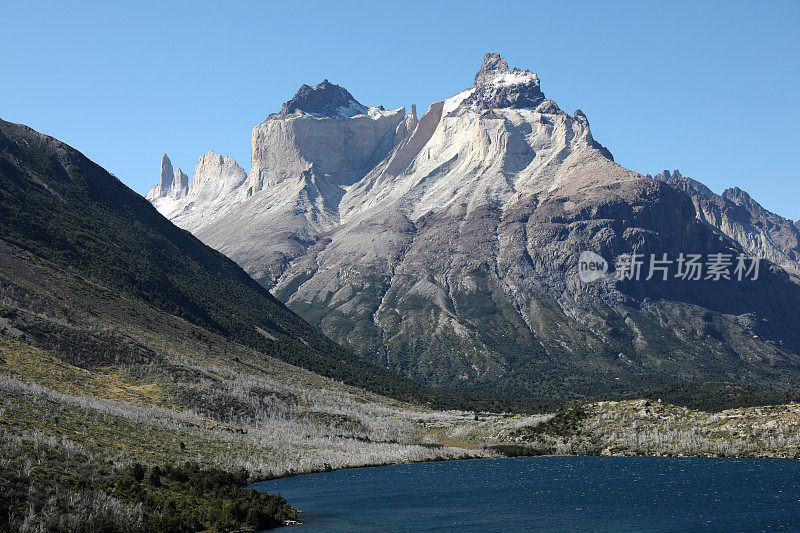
[0,337,166,405]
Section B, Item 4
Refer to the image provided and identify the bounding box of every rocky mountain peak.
[278,79,368,119]
[174,166,189,188]
[572,109,589,124]
[196,150,240,170]
[722,186,752,205]
[722,186,778,219]
[458,53,545,113]
[187,150,246,201]
[194,150,245,180]
[474,52,510,83]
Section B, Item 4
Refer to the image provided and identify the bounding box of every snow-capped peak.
[449,52,546,114]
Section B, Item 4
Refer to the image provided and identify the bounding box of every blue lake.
[251,456,800,532]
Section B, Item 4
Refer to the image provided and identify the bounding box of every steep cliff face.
[147,53,800,402]
[655,170,800,279]
[250,92,406,191]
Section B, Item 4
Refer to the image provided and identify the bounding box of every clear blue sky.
[3,1,799,219]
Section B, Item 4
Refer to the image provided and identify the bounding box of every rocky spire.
[277,79,368,119]
[458,53,545,113]
[159,153,174,191]
[473,53,511,86]
[146,154,189,200]
[572,109,615,161]
[174,167,189,194]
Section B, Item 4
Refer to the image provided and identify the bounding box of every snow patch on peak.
[310,100,369,120]
[490,70,539,88]
[443,88,475,115]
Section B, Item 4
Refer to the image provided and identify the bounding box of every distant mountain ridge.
[146,53,800,403]
[653,169,800,280]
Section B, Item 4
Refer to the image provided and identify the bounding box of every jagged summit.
[190,150,247,201]
[146,150,247,220]
[277,79,369,119]
[456,52,546,113]
[473,52,540,89]
[722,186,767,213]
[654,169,716,200]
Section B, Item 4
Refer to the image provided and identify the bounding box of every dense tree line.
[0,433,296,532]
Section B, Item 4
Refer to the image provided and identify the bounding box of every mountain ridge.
[653,169,800,280]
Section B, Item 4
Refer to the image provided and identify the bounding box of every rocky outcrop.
[277,79,368,119]
[146,154,188,201]
[655,170,800,279]
[146,53,800,402]
[250,88,405,191]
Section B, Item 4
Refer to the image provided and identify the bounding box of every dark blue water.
[252,456,800,532]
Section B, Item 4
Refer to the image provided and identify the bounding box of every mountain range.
[147,53,800,403]
[3,51,800,531]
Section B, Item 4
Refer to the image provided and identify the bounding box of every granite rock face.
[190,151,247,202]
[147,53,800,401]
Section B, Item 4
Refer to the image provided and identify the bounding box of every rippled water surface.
[252,456,800,532]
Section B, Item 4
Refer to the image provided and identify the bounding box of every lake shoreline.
[251,448,800,487]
